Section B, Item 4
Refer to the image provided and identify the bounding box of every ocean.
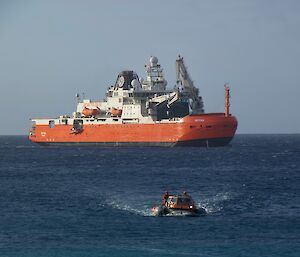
[0,135,299,257]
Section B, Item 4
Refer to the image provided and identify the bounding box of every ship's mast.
[225,84,230,117]
[142,56,167,91]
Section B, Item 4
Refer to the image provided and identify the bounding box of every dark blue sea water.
[0,135,299,257]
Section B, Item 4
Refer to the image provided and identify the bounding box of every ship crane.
[175,55,204,114]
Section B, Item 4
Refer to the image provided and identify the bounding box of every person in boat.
[162,191,169,204]
[183,191,190,197]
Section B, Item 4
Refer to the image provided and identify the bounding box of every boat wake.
[99,192,233,217]
[199,192,233,214]
[107,201,152,216]
[100,196,153,216]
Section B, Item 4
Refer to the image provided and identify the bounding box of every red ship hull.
[29,113,237,147]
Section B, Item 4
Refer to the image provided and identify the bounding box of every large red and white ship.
[29,56,237,146]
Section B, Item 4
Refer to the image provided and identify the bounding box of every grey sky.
[0,0,299,134]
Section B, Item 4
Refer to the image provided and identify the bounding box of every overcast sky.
[0,0,299,134]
